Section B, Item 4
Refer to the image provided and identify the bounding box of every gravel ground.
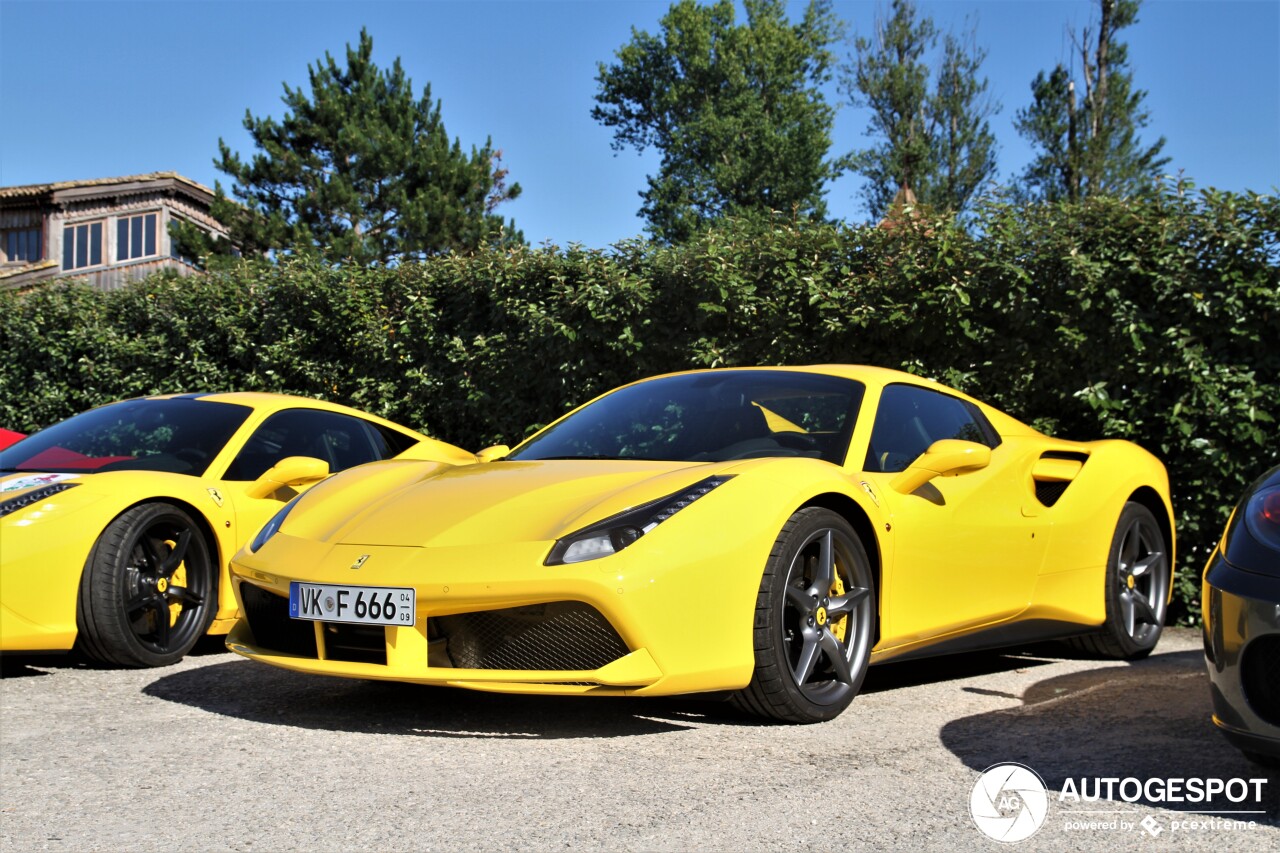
[2,626,1276,852]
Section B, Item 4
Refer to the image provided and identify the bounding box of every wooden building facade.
[0,172,227,291]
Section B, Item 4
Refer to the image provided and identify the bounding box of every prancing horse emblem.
[350,554,370,570]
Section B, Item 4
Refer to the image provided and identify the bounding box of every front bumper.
[228,530,764,697]
[0,512,101,652]
[1203,554,1280,759]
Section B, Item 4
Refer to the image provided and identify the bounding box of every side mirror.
[890,439,991,495]
[245,455,330,499]
[476,444,510,463]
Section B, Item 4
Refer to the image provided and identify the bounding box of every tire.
[1068,502,1170,660]
[75,503,216,667]
[733,508,875,723]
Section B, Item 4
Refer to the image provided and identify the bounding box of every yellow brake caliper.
[165,538,186,627]
[829,571,849,643]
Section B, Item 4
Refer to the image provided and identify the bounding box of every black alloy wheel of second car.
[76,502,216,667]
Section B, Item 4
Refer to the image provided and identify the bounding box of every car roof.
[134,392,426,436]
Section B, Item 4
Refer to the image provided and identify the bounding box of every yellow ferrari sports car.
[0,392,475,667]
[228,366,1175,723]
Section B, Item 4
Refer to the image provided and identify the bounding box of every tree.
[842,0,998,219]
[1014,0,1168,202]
[208,28,521,265]
[592,0,843,243]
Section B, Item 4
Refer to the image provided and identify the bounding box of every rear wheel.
[76,503,216,667]
[733,508,875,723]
[1069,502,1169,660]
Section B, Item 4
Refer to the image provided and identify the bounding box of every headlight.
[250,497,301,553]
[1245,486,1280,553]
[0,483,79,519]
[546,476,733,565]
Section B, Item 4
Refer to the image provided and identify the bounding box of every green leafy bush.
[2,186,1275,623]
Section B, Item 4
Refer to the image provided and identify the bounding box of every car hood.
[285,459,732,549]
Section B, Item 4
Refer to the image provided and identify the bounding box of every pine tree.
[208,28,521,265]
[592,0,842,243]
[1014,0,1168,201]
[842,0,998,218]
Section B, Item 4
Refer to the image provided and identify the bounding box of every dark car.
[1203,463,1280,766]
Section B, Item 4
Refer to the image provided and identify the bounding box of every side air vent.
[1032,451,1090,507]
[1035,480,1070,506]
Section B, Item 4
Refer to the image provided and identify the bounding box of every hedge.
[2,186,1276,624]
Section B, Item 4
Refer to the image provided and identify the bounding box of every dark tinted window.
[865,384,998,473]
[0,398,252,476]
[223,409,394,481]
[510,370,865,465]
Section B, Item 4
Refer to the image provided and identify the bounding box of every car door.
[860,383,1047,648]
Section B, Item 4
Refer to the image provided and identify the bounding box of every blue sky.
[2,0,1276,248]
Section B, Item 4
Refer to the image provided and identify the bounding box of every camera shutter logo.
[970,763,1050,843]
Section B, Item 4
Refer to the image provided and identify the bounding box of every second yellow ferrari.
[0,393,474,667]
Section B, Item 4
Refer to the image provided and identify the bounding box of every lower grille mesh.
[1241,635,1280,726]
[435,602,629,671]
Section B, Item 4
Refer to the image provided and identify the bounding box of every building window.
[117,212,158,261]
[2,228,42,263]
[63,221,103,270]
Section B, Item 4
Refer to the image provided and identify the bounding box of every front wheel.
[733,508,876,723]
[75,503,216,667]
[1069,502,1170,660]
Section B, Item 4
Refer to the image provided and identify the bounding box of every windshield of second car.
[0,398,252,476]
[509,371,865,465]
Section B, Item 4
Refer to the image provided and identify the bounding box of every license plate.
[289,582,416,626]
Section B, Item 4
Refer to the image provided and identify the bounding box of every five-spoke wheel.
[735,508,875,723]
[1070,502,1169,660]
[76,503,215,667]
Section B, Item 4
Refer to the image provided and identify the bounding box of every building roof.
[0,172,216,202]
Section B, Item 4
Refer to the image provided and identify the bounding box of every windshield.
[509,370,864,464]
[0,398,253,476]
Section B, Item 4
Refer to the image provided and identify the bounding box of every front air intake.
[434,601,630,671]
[240,583,318,658]
[1241,636,1280,726]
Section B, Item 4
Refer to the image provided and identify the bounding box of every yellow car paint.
[0,392,474,655]
[227,366,1176,704]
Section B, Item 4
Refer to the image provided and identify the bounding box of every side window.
[865,384,997,473]
[224,409,392,481]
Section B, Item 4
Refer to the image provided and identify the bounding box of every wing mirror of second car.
[246,455,331,500]
[476,444,510,463]
[890,439,992,495]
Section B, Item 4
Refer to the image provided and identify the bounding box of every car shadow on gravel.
[142,657,746,739]
[863,646,1061,695]
[939,649,1280,823]
[0,635,232,678]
